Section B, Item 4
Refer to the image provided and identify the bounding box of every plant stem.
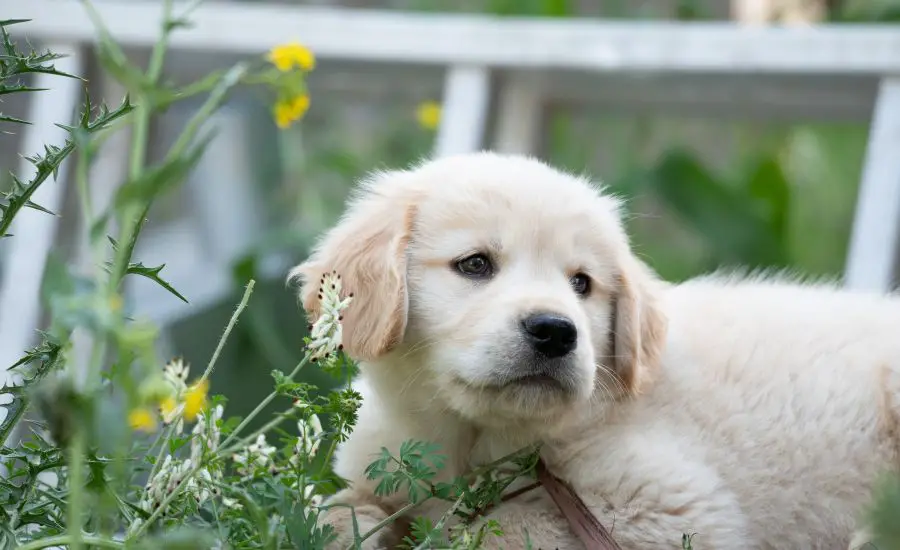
[219,407,295,457]
[220,356,309,450]
[318,437,339,477]
[202,280,255,380]
[352,500,423,549]
[17,535,124,550]
[126,0,171,176]
[144,280,253,483]
[110,62,248,292]
[146,423,177,483]
[413,493,467,550]
[108,0,174,290]
[67,431,85,550]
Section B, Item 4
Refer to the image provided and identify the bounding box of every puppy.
[292,152,900,549]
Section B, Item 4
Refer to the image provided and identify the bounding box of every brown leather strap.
[536,459,622,550]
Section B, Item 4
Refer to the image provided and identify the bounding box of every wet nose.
[521,313,577,358]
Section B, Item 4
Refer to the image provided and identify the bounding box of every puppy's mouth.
[477,362,580,394]
[501,373,566,390]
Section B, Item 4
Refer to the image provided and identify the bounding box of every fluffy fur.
[291,152,900,550]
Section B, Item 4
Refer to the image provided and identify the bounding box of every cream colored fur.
[291,152,900,550]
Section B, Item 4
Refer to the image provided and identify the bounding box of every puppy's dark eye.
[570,273,591,296]
[456,254,493,278]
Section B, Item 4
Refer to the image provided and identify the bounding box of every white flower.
[292,413,324,463]
[222,496,242,510]
[307,271,352,361]
[293,481,322,522]
[159,357,192,434]
[232,434,277,476]
[138,454,216,515]
[303,483,323,508]
[163,358,189,393]
[268,514,282,537]
[191,404,224,463]
[126,518,143,536]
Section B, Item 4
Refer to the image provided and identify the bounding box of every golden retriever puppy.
[292,152,900,550]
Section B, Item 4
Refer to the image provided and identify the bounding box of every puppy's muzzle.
[521,313,577,358]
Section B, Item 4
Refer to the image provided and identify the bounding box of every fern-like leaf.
[0,94,133,237]
[0,338,63,446]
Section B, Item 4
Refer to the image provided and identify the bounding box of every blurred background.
[3,0,900,428]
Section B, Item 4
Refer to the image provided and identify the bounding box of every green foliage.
[366,440,447,503]
[124,262,188,304]
[0,93,133,238]
[864,472,900,549]
[0,337,63,446]
[646,149,791,270]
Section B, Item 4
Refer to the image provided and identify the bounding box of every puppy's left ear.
[611,255,668,394]
[289,173,417,362]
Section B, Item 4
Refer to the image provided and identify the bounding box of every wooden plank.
[7,1,900,74]
[433,65,491,157]
[844,77,900,293]
[493,72,544,155]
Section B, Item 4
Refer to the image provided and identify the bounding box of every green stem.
[146,423,176,484]
[66,431,85,550]
[108,0,174,291]
[412,493,467,550]
[202,280,255,380]
[317,437,340,477]
[125,0,171,176]
[220,356,309,450]
[219,407,296,457]
[351,500,423,549]
[141,280,253,493]
[17,535,124,550]
[127,460,203,539]
[110,62,248,294]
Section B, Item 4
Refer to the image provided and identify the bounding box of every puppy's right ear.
[289,173,417,362]
[611,254,668,395]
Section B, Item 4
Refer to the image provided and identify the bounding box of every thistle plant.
[0,3,538,549]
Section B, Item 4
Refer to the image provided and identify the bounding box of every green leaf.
[23,199,56,216]
[114,132,213,209]
[648,149,788,268]
[0,94,133,239]
[0,84,47,95]
[39,252,77,309]
[0,114,29,124]
[743,154,791,240]
[125,261,188,303]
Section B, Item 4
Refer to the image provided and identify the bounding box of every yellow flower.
[128,407,157,433]
[273,94,310,129]
[159,396,179,421]
[416,101,441,130]
[267,42,315,72]
[183,378,209,421]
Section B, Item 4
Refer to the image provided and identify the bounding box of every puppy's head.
[291,153,667,425]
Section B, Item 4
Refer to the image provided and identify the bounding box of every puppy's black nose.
[521,313,577,358]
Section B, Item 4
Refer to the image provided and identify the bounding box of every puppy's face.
[293,153,666,425]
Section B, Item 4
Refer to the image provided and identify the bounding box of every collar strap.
[536,458,622,549]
